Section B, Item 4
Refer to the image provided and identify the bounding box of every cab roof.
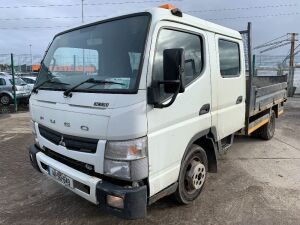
[147,7,242,40]
[56,7,242,40]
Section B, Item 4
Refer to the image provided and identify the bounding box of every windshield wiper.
[32,77,70,93]
[63,78,125,97]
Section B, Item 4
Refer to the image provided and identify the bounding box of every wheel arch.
[182,127,218,173]
[0,91,13,98]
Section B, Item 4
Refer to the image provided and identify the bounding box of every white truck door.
[146,22,212,196]
[214,35,246,139]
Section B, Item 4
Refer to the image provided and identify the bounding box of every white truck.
[28,5,287,219]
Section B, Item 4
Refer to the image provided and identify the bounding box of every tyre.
[258,110,276,140]
[0,94,11,106]
[174,144,208,204]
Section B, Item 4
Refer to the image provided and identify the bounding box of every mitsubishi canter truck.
[28,4,287,219]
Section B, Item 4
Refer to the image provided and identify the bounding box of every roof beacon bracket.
[171,8,182,17]
[159,4,182,17]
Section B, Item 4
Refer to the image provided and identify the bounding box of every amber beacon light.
[159,4,183,17]
[159,4,176,9]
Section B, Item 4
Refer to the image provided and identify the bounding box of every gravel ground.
[0,97,299,225]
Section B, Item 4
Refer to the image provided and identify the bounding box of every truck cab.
[28,5,284,219]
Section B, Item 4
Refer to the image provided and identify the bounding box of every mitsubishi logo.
[59,136,66,147]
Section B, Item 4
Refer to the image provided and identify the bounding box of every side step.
[221,134,234,152]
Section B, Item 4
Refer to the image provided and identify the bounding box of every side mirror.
[163,48,185,93]
[148,48,185,108]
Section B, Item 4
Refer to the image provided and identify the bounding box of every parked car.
[0,72,10,76]
[22,76,37,90]
[0,74,31,105]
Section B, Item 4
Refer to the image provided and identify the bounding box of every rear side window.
[218,39,240,77]
[0,78,6,85]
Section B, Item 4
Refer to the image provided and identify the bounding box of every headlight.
[104,137,148,181]
[30,120,39,146]
[30,120,37,136]
[104,160,131,179]
[105,137,147,160]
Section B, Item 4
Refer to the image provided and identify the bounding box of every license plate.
[49,167,72,188]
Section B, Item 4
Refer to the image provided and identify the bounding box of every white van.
[28,5,286,219]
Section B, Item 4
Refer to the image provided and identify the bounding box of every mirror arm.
[148,80,181,108]
[155,87,180,108]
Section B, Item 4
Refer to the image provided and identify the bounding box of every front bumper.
[28,145,147,219]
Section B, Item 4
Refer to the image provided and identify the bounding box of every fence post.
[11,53,17,112]
[252,54,256,76]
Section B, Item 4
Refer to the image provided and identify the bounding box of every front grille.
[43,147,97,176]
[38,124,98,153]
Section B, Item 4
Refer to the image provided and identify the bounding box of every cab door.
[146,22,212,196]
[214,35,246,139]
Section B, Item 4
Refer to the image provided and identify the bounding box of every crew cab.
[28,5,287,219]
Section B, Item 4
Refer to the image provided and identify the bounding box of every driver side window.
[153,29,204,101]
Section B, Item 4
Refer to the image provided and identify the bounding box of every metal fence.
[0,54,43,74]
[253,54,300,94]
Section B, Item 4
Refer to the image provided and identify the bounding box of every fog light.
[85,164,93,171]
[107,195,124,209]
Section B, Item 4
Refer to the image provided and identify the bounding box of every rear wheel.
[174,144,208,204]
[257,110,276,140]
[0,94,11,106]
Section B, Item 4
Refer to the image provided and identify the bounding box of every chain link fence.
[0,53,42,113]
[0,54,43,75]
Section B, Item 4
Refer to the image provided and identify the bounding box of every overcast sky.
[0,0,299,58]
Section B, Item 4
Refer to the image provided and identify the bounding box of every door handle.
[199,104,210,115]
[236,96,243,104]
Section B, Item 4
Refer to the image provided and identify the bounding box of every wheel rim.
[0,96,9,105]
[184,157,206,193]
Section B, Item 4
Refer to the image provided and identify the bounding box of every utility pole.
[288,33,298,97]
[29,44,33,75]
[81,0,84,23]
[81,0,85,75]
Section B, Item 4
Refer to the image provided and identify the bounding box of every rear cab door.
[213,34,246,140]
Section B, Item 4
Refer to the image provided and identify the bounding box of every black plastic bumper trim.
[28,144,42,173]
[96,181,147,219]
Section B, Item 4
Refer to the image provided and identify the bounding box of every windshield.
[35,14,150,93]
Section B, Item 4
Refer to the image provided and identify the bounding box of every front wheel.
[0,94,11,106]
[174,144,208,204]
